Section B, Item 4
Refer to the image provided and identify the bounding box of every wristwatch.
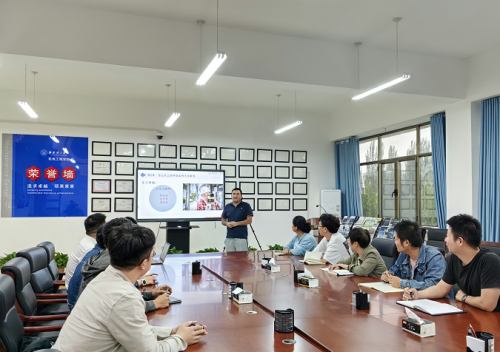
[141,278,147,287]
[461,294,469,303]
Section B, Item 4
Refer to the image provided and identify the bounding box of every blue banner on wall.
[1,134,88,218]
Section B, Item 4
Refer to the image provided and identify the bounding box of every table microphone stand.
[249,224,263,250]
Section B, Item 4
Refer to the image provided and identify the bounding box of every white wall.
[0,90,335,255]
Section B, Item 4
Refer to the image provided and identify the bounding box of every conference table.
[146,251,500,351]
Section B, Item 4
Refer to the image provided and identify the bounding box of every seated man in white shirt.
[65,213,106,287]
[53,223,208,352]
[313,214,350,264]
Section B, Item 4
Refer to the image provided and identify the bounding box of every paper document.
[302,251,324,265]
[397,299,465,316]
[320,268,354,276]
[359,282,404,293]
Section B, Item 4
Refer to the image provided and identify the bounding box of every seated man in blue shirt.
[381,220,449,296]
[221,188,253,252]
[283,216,317,256]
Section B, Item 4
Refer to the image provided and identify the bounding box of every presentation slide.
[136,169,224,221]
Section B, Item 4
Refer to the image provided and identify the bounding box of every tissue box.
[233,289,253,304]
[261,258,272,268]
[264,264,280,272]
[402,317,436,338]
[298,277,319,288]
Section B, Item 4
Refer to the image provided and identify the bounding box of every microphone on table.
[316,204,329,214]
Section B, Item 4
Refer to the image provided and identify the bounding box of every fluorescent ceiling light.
[49,135,60,143]
[196,52,227,86]
[352,74,410,100]
[275,120,303,134]
[18,101,38,118]
[165,112,180,127]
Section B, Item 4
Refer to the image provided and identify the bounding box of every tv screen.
[136,168,225,222]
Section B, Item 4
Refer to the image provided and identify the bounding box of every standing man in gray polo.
[221,188,253,252]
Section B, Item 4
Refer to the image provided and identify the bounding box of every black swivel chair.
[0,274,62,352]
[37,242,65,282]
[371,238,399,269]
[426,228,447,255]
[1,257,70,318]
[16,248,67,296]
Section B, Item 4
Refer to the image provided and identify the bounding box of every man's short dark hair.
[319,214,340,234]
[84,213,106,235]
[98,217,133,249]
[125,216,138,224]
[447,214,482,248]
[394,221,423,248]
[108,223,156,270]
[232,188,242,195]
[349,227,371,248]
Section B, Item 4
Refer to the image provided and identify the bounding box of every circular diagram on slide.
[149,185,177,212]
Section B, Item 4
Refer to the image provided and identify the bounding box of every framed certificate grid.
[115,161,134,176]
[257,198,273,211]
[92,141,112,156]
[292,166,308,179]
[180,145,197,159]
[220,165,236,178]
[275,198,291,211]
[91,198,111,212]
[239,182,255,195]
[257,166,272,179]
[275,182,290,195]
[220,147,236,161]
[159,162,177,169]
[115,143,134,157]
[245,198,255,211]
[159,144,177,159]
[180,163,197,170]
[292,150,307,163]
[225,181,237,194]
[200,146,217,160]
[239,148,255,162]
[138,162,156,169]
[239,165,254,178]
[137,143,156,158]
[257,149,272,162]
[115,179,134,194]
[92,179,111,193]
[293,183,308,195]
[275,166,290,179]
[257,182,273,195]
[200,163,217,170]
[275,150,290,163]
[92,160,111,175]
[293,198,308,211]
[115,198,134,212]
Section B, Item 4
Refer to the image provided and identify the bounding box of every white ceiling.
[46,0,500,59]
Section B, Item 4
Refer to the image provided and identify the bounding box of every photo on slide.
[183,183,223,211]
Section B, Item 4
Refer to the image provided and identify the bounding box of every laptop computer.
[152,242,171,265]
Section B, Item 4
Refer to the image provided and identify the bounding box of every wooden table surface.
[146,251,500,352]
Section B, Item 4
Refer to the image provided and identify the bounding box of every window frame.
[359,122,433,225]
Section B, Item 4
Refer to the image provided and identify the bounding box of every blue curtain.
[335,137,363,217]
[430,113,447,229]
[478,97,500,242]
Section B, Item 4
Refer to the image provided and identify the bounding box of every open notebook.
[397,299,465,316]
[358,282,403,293]
[320,268,354,276]
[299,251,324,265]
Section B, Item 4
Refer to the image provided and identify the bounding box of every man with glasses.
[54,223,208,351]
[312,214,350,264]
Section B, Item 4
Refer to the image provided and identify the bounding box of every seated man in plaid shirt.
[196,186,222,210]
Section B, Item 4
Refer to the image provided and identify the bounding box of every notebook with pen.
[396,299,465,316]
[358,282,404,293]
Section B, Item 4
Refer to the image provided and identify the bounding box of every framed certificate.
[292,150,307,163]
[115,143,134,157]
[257,198,273,211]
[275,150,290,163]
[225,181,236,194]
[92,141,112,156]
[292,166,308,179]
[138,144,156,158]
[239,182,255,195]
[180,163,197,170]
[257,149,272,162]
[239,165,254,178]
[293,183,308,195]
[91,198,111,212]
[258,182,273,195]
[159,144,177,158]
[220,147,236,161]
[257,166,272,179]
[159,162,177,169]
[115,198,134,212]
[92,161,111,175]
[115,179,134,194]
[275,166,290,179]
[245,198,255,211]
[180,145,197,159]
[92,179,111,193]
[200,163,217,170]
[293,198,308,211]
[200,146,217,160]
[275,182,290,195]
[275,198,290,211]
[115,161,134,176]
[138,162,156,169]
[239,148,255,162]
[225,198,232,206]
[220,165,236,178]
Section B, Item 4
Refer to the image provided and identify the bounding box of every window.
[359,123,437,226]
